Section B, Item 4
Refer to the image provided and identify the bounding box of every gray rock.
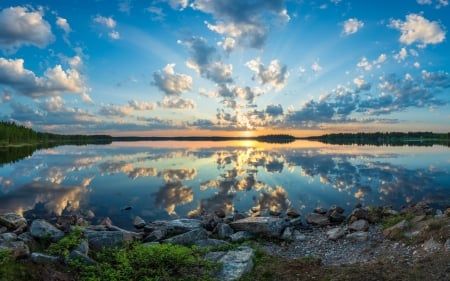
[326,227,346,241]
[288,217,303,227]
[0,213,27,230]
[84,230,138,250]
[133,216,146,229]
[422,238,442,253]
[206,246,254,281]
[286,208,301,218]
[17,232,34,244]
[1,232,17,241]
[348,219,369,232]
[0,241,30,259]
[31,252,61,264]
[85,210,95,219]
[293,230,307,241]
[66,250,96,265]
[434,209,443,218]
[281,227,293,241]
[162,228,208,245]
[0,226,7,234]
[148,219,203,235]
[313,207,328,214]
[445,239,450,251]
[216,223,234,239]
[74,240,89,255]
[383,219,408,239]
[30,219,64,242]
[348,208,371,222]
[230,231,254,243]
[143,228,167,243]
[305,213,330,226]
[346,231,368,242]
[229,217,286,238]
[194,239,231,248]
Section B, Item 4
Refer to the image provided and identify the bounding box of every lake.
[1,140,449,229]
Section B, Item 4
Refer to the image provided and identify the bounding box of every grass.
[46,227,83,257]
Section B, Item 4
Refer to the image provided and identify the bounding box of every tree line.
[0,121,112,146]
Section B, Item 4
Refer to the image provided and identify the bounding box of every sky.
[0,0,449,137]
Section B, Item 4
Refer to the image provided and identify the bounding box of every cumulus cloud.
[265,104,284,117]
[353,77,371,91]
[0,57,91,101]
[159,96,195,109]
[98,104,133,117]
[128,100,157,110]
[311,61,322,72]
[0,90,12,103]
[179,36,233,84]
[93,15,120,40]
[166,0,189,10]
[246,58,289,90]
[191,0,289,49]
[417,0,449,8]
[389,14,446,47]
[0,6,54,53]
[342,18,364,35]
[153,64,193,95]
[393,47,408,62]
[357,54,387,71]
[356,57,372,71]
[56,17,71,34]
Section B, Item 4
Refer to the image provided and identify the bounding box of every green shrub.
[47,227,83,257]
[382,213,415,229]
[70,243,220,281]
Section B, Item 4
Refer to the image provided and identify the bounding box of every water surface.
[1,140,449,229]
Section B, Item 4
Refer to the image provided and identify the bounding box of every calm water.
[1,140,449,229]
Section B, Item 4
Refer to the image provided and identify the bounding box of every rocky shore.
[1,202,449,280]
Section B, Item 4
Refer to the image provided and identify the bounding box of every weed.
[47,227,83,257]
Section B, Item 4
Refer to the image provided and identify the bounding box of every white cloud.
[417,0,448,8]
[414,62,421,68]
[160,96,195,109]
[311,61,322,72]
[153,64,193,95]
[356,57,372,71]
[0,6,54,53]
[389,14,446,47]
[246,58,289,90]
[342,18,364,35]
[93,15,120,40]
[98,104,133,117]
[56,17,71,34]
[393,47,408,62]
[0,57,91,101]
[128,100,156,111]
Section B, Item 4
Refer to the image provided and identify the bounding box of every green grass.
[47,227,83,257]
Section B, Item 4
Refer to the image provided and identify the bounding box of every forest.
[0,121,112,146]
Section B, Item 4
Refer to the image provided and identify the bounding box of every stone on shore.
[31,252,61,264]
[229,217,285,238]
[84,230,138,250]
[30,219,64,242]
[0,213,27,231]
[326,227,346,241]
[230,231,254,242]
[305,213,330,226]
[0,240,30,259]
[133,216,146,229]
[348,219,369,232]
[383,219,408,239]
[346,231,369,242]
[147,219,203,235]
[216,223,234,239]
[206,246,254,281]
[162,228,208,245]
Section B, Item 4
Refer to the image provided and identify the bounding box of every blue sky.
[0,0,449,137]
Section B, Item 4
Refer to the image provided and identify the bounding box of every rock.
[229,217,286,238]
[293,230,306,241]
[85,210,95,219]
[269,209,282,217]
[1,232,17,242]
[66,250,96,265]
[206,246,254,281]
[0,213,27,230]
[326,227,345,241]
[286,208,301,218]
[327,205,345,215]
[422,238,442,253]
[305,213,330,226]
[313,207,327,215]
[445,208,450,217]
[31,252,61,264]
[348,219,369,232]
[346,231,368,242]
[281,227,293,241]
[194,239,231,248]
[17,232,34,244]
[0,226,7,234]
[328,210,346,223]
[434,209,443,218]
[216,223,234,239]
[84,230,139,250]
[400,202,433,216]
[288,217,303,227]
[230,231,254,243]
[148,219,203,235]
[133,216,146,229]
[100,217,113,226]
[30,219,64,242]
[214,209,226,218]
[56,215,78,231]
[162,228,208,245]
[0,241,30,259]
[348,208,371,223]
[143,228,167,242]
[383,220,408,239]
[445,239,450,251]
[74,240,89,255]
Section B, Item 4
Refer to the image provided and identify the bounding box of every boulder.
[313,207,327,215]
[348,208,371,223]
[216,223,234,239]
[0,213,27,230]
[383,220,408,239]
[147,219,203,235]
[229,217,286,238]
[326,227,346,241]
[1,232,17,242]
[422,238,442,253]
[143,228,167,243]
[31,252,61,264]
[84,230,138,250]
[230,231,254,243]
[281,227,294,241]
[286,208,301,218]
[206,246,254,281]
[194,239,231,248]
[305,213,330,226]
[30,219,64,242]
[66,250,96,265]
[346,231,368,242]
[0,241,30,259]
[133,216,146,229]
[348,219,369,232]
[445,239,450,252]
[0,226,7,234]
[328,210,346,223]
[162,228,208,245]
